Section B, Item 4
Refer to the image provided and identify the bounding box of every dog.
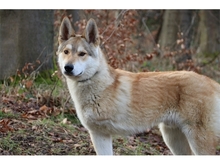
[57,16,220,155]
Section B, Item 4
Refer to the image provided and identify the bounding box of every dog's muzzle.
[64,64,83,77]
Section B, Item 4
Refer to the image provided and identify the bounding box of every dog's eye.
[64,50,69,54]
[78,52,86,56]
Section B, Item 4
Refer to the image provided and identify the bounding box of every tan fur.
[57,17,220,155]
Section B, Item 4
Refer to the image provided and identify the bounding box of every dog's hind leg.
[184,128,217,155]
[89,131,113,155]
[159,123,192,155]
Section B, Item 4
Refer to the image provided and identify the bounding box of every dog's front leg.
[89,131,113,155]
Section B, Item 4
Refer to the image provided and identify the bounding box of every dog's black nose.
[64,64,74,73]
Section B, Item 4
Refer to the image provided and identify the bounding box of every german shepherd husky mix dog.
[57,17,220,155]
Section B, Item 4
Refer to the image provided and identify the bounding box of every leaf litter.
[0,89,220,155]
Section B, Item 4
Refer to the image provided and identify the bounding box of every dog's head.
[57,17,101,82]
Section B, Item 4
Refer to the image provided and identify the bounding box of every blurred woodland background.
[1,9,220,155]
[0,10,220,81]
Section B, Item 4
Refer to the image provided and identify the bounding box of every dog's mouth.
[64,71,83,77]
[76,71,83,76]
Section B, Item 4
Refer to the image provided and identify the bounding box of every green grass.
[0,133,21,154]
[0,111,18,119]
[112,135,163,155]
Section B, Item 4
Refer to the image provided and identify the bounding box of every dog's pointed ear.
[59,17,75,44]
[84,18,100,45]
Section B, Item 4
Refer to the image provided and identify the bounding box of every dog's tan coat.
[57,17,220,155]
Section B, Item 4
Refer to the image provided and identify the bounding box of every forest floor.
[0,81,220,155]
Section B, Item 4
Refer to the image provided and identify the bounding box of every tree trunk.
[158,10,179,50]
[0,10,20,79]
[0,10,54,80]
[195,10,220,56]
